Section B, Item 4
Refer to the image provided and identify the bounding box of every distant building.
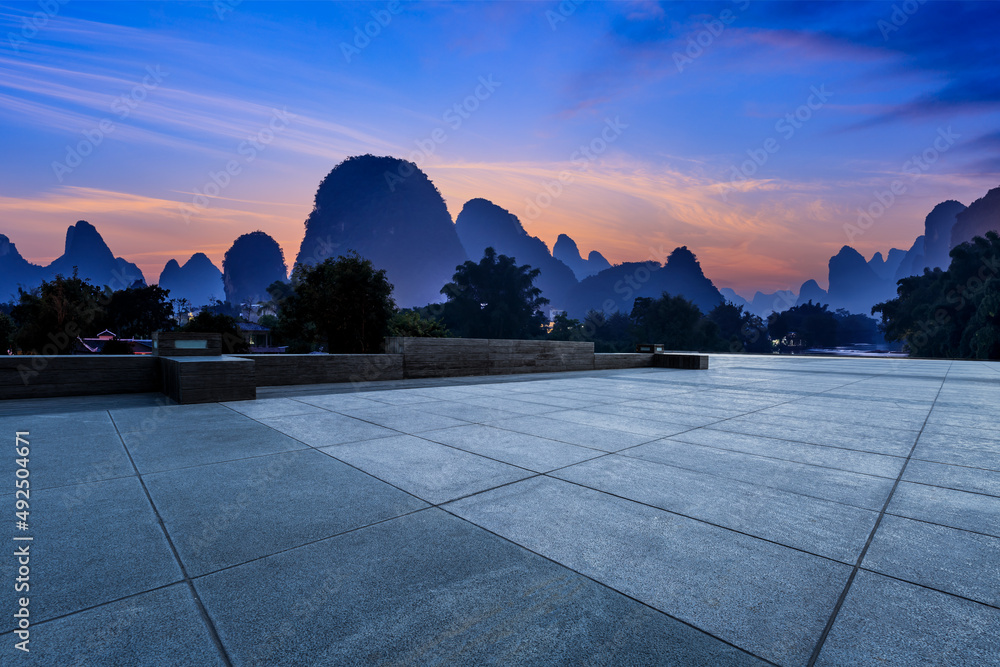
[237,322,273,350]
[76,330,153,355]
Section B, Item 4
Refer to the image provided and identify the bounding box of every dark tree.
[0,311,15,353]
[389,309,450,338]
[874,231,1000,359]
[106,285,174,339]
[767,301,838,349]
[181,311,249,354]
[280,252,396,353]
[583,310,633,352]
[708,301,771,353]
[11,274,107,354]
[833,309,882,346]
[548,313,584,341]
[630,292,722,351]
[441,247,549,339]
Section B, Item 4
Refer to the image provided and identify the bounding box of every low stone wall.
[595,353,655,370]
[386,337,597,378]
[239,354,404,386]
[0,355,159,400]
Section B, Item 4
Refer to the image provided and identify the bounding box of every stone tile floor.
[2,354,999,665]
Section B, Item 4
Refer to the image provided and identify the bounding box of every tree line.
[4,235,996,359]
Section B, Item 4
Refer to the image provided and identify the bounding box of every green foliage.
[441,247,549,339]
[874,231,1000,358]
[766,300,837,349]
[548,313,583,341]
[10,274,107,354]
[629,293,723,351]
[708,301,771,353]
[389,309,450,338]
[181,311,249,354]
[279,252,396,353]
[0,311,15,352]
[105,285,174,339]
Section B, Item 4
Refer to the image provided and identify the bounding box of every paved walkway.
[3,355,999,665]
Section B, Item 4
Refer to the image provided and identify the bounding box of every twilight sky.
[1,0,998,296]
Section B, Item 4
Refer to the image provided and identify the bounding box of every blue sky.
[1,0,998,295]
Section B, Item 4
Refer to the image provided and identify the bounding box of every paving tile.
[121,417,308,474]
[2,477,182,629]
[543,409,692,437]
[903,459,1000,497]
[448,476,851,666]
[321,434,533,504]
[888,481,1000,538]
[287,393,388,411]
[259,411,398,447]
[864,514,1000,607]
[912,431,1000,471]
[589,403,724,427]
[554,454,877,562]
[23,584,225,666]
[110,403,246,434]
[488,415,655,451]
[420,424,603,472]
[219,397,327,419]
[329,404,468,432]
[713,414,919,456]
[816,570,1000,666]
[196,509,766,666]
[667,428,906,478]
[145,449,426,576]
[627,439,895,510]
[418,401,528,423]
[8,422,134,490]
[357,389,443,405]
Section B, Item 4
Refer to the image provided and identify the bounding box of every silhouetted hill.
[748,290,797,318]
[923,200,966,270]
[796,279,828,307]
[455,198,576,309]
[158,253,224,306]
[951,186,1000,248]
[719,288,749,309]
[295,154,467,307]
[894,236,925,282]
[868,249,906,281]
[223,231,287,304]
[829,245,894,314]
[0,234,45,301]
[553,233,611,280]
[564,246,722,318]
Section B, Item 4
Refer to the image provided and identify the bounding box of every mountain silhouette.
[0,234,45,301]
[923,200,966,270]
[719,287,749,309]
[867,249,906,281]
[796,279,828,307]
[0,220,145,301]
[223,231,287,304]
[828,245,894,314]
[552,234,611,280]
[951,186,1000,249]
[564,246,722,318]
[894,236,926,282]
[455,198,577,309]
[748,290,797,318]
[158,253,224,306]
[295,154,467,307]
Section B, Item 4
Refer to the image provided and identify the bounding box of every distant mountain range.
[2,156,997,320]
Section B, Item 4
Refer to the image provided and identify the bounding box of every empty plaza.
[3,354,999,665]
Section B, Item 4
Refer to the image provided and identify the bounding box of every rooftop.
[4,355,999,665]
